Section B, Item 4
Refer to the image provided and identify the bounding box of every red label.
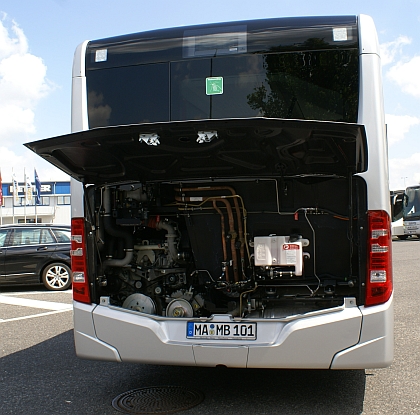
[283,244,300,250]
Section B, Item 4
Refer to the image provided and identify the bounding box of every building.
[0,181,71,225]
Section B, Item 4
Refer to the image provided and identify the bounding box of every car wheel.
[397,235,409,240]
[42,263,72,291]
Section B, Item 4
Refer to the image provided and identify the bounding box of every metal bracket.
[197,131,218,144]
[100,296,111,306]
[344,297,357,308]
[139,133,160,146]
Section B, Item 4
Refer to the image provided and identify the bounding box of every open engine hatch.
[25,118,367,185]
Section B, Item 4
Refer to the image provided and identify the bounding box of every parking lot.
[1,238,420,414]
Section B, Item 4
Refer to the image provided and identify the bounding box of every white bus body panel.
[71,40,89,133]
[391,217,404,237]
[331,294,394,368]
[70,41,88,218]
[358,15,389,213]
[73,301,122,361]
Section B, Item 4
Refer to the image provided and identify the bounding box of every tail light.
[365,210,393,306]
[71,217,91,304]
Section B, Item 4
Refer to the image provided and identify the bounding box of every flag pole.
[24,168,27,223]
[12,168,15,224]
[35,169,41,224]
[34,168,37,223]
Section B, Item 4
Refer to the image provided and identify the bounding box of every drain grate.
[112,385,205,414]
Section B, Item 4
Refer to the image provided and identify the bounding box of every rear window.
[87,50,359,128]
[52,229,71,243]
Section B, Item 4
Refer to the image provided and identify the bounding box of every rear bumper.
[73,296,393,369]
[330,294,394,369]
[404,220,420,235]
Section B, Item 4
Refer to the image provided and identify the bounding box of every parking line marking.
[0,308,72,323]
[3,290,72,296]
[0,294,72,311]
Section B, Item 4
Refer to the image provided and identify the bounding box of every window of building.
[18,218,42,224]
[17,197,41,206]
[57,196,71,205]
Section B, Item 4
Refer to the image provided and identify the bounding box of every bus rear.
[26,15,393,369]
[390,190,405,239]
[403,186,420,237]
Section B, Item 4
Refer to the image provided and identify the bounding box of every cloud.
[386,114,420,145]
[387,55,420,99]
[380,36,411,66]
[0,13,28,59]
[0,14,55,180]
[381,35,420,99]
[0,15,51,144]
[0,145,26,172]
[389,153,420,189]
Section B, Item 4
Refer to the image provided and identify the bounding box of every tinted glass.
[0,229,8,247]
[10,229,40,246]
[10,228,56,246]
[41,229,55,244]
[53,229,71,243]
[89,49,358,126]
[86,17,359,127]
[404,187,420,220]
[87,63,170,128]
[171,58,211,120]
[223,50,359,122]
[86,16,358,69]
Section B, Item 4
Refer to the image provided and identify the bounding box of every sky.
[0,0,420,190]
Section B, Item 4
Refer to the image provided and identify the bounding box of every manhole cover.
[112,386,205,414]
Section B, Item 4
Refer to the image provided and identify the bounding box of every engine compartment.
[86,177,366,319]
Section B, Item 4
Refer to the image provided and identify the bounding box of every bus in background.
[26,15,393,369]
[390,189,405,239]
[402,185,420,238]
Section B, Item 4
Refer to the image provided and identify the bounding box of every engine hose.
[103,187,134,267]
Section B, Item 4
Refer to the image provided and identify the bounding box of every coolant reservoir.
[254,236,304,276]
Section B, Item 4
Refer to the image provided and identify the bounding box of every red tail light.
[71,217,91,304]
[365,210,393,306]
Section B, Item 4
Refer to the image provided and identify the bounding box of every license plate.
[187,322,256,340]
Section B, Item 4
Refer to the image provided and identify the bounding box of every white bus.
[27,15,393,369]
[390,190,405,238]
[402,185,420,238]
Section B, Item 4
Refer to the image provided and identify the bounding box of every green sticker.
[206,77,223,95]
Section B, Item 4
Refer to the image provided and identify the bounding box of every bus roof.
[85,16,359,69]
